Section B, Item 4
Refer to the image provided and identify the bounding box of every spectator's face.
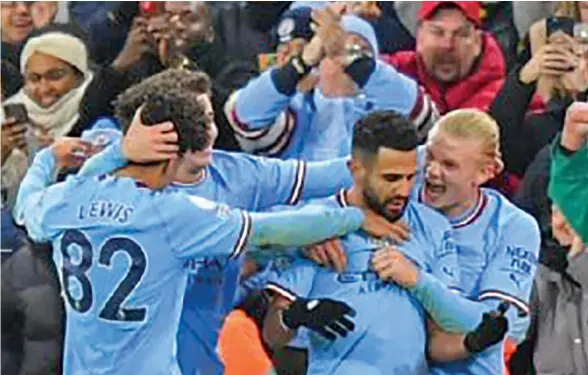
[24,52,81,108]
[423,130,491,215]
[30,1,57,29]
[1,1,34,44]
[164,1,213,46]
[185,93,217,168]
[416,8,482,84]
[353,148,417,223]
[580,2,588,23]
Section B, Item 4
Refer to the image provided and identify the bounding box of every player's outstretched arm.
[248,203,364,248]
[77,138,127,177]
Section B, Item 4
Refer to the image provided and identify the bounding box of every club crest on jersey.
[187,196,231,219]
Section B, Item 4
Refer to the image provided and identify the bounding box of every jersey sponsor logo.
[184,257,230,287]
[337,270,395,294]
[509,273,523,289]
[503,245,537,278]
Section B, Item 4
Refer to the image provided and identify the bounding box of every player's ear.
[475,161,494,186]
[348,156,367,184]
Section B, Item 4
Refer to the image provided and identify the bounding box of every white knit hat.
[20,31,88,77]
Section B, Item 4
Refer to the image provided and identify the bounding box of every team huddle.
[13,67,540,375]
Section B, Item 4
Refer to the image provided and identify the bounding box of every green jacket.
[548,136,588,244]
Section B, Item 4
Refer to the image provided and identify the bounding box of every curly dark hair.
[115,69,212,153]
[352,110,418,162]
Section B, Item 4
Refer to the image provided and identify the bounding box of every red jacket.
[383,33,505,114]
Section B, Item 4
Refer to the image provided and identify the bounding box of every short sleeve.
[265,258,318,302]
[478,214,541,317]
[158,193,251,260]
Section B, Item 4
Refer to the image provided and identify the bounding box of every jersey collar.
[171,168,208,187]
[418,188,487,229]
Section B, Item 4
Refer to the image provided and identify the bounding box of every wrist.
[560,129,585,152]
[463,331,480,353]
[518,63,538,85]
[280,308,298,330]
[409,268,427,291]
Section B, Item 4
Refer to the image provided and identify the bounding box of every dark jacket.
[1,241,64,375]
[123,37,258,151]
[489,64,573,177]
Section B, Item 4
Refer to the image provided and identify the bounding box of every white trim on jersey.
[230,212,251,259]
[224,90,296,157]
[265,282,297,302]
[410,86,439,141]
[478,290,530,317]
[288,161,306,206]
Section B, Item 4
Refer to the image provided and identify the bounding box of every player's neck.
[173,162,206,185]
[346,187,366,211]
[115,164,169,190]
[443,189,481,221]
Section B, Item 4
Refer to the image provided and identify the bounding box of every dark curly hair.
[115,69,212,154]
[352,110,418,162]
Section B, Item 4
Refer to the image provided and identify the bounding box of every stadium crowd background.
[1,1,588,375]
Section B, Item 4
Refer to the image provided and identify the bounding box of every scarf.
[4,72,94,138]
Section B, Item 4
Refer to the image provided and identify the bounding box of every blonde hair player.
[368,109,541,375]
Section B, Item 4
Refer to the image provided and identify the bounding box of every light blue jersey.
[77,139,352,375]
[229,60,433,161]
[13,147,366,375]
[15,151,258,375]
[412,147,541,375]
[267,190,459,375]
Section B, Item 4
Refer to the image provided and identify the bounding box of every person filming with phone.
[489,9,588,180]
[1,24,97,211]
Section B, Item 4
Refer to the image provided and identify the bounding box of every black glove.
[282,298,356,340]
[464,302,510,353]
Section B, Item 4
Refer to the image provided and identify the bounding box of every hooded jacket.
[383,32,505,114]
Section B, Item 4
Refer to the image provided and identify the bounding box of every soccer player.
[262,111,470,374]
[13,88,377,375]
[371,109,541,374]
[73,68,398,375]
[227,10,437,160]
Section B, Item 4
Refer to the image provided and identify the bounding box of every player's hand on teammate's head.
[464,302,510,354]
[371,247,419,288]
[304,238,347,273]
[122,106,179,163]
[282,297,356,340]
[362,210,411,241]
[51,137,93,170]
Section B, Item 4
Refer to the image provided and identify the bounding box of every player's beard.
[363,186,408,224]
